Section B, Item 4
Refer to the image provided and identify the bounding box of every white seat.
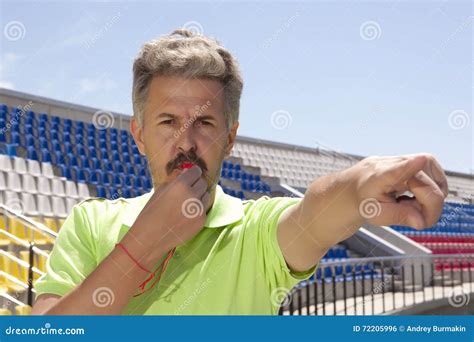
[27,159,42,177]
[22,174,37,193]
[65,197,78,214]
[51,178,65,197]
[37,177,52,195]
[0,155,12,172]
[78,183,90,198]
[65,181,78,198]
[36,194,53,217]
[21,193,38,216]
[4,191,22,213]
[51,196,67,217]
[7,171,22,192]
[41,162,54,178]
[0,171,6,191]
[13,157,27,174]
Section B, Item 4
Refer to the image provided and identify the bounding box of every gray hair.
[132,29,243,130]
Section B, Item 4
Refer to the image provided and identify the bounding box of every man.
[32,29,448,315]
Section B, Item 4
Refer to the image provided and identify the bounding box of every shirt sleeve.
[248,196,318,293]
[34,202,98,297]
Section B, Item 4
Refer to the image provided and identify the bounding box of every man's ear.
[224,121,239,157]
[130,117,146,156]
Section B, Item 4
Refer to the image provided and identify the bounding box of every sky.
[0,0,472,174]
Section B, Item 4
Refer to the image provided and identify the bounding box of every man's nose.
[176,127,197,153]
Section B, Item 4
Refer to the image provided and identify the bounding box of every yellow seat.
[0,254,26,293]
[57,218,66,231]
[43,217,58,232]
[0,308,12,315]
[8,217,31,244]
[0,215,9,246]
[37,253,48,273]
[15,305,32,315]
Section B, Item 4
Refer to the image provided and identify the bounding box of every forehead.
[147,76,225,114]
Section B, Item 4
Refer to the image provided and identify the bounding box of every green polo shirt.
[34,185,317,315]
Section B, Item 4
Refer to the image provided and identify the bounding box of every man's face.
[131,75,238,193]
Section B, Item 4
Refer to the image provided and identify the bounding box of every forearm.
[40,231,167,315]
[300,168,364,249]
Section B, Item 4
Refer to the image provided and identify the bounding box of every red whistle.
[181,163,194,169]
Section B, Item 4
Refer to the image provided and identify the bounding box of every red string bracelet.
[133,247,176,297]
[115,242,176,297]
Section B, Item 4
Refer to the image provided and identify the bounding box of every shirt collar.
[121,184,244,229]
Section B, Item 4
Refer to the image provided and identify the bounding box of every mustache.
[165,150,208,175]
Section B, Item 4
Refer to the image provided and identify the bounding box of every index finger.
[178,164,203,186]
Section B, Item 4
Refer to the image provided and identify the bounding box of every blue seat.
[50,113,61,125]
[41,149,51,162]
[324,267,332,278]
[39,137,49,150]
[67,153,78,167]
[24,124,34,135]
[10,132,21,145]
[112,174,123,187]
[100,148,109,160]
[144,177,152,189]
[27,147,38,160]
[125,163,135,175]
[63,133,72,144]
[40,113,50,123]
[5,144,16,157]
[25,134,35,148]
[75,134,84,145]
[113,161,124,174]
[133,176,143,188]
[59,164,72,179]
[122,152,131,163]
[90,157,101,170]
[96,185,107,198]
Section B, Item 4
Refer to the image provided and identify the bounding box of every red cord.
[116,243,176,296]
[133,247,176,297]
[115,243,152,273]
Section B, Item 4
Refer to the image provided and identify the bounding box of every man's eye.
[198,120,212,126]
[161,119,174,125]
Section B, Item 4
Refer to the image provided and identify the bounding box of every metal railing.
[0,204,56,306]
[279,254,474,315]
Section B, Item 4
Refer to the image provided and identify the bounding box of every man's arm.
[32,233,168,315]
[32,165,210,315]
[277,154,449,272]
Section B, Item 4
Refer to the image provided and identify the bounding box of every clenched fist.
[351,154,449,230]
